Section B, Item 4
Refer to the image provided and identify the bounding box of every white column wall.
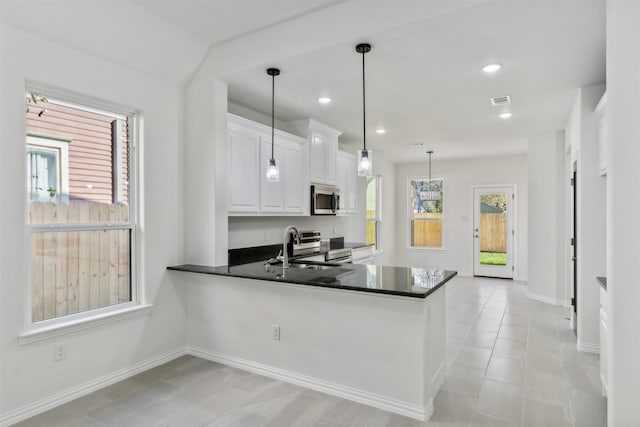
[606,1,640,424]
[184,74,228,265]
[575,84,606,351]
[527,131,565,304]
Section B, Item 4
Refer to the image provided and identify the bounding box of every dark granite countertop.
[597,276,607,290]
[168,261,457,299]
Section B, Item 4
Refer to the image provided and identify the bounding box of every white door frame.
[472,185,516,279]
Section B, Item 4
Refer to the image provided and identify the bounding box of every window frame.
[408,177,445,250]
[366,175,382,252]
[21,85,146,344]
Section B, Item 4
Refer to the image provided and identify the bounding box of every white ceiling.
[223,0,606,162]
[1,0,605,163]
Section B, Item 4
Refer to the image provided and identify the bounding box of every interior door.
[473,186,514,278]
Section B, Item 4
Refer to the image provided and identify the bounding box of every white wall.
[527,131,566,305]
[0,26,187,417]
[187,274,445,418]
[393,154,528,278]
[566,85,606,350]
[606,1,640,424]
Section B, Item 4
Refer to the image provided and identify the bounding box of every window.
[409,178,443,248]
[26,135,70,202]
[366,176,381,250]
[25,88,137,326]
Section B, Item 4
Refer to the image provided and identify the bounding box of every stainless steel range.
[291,231,322,256]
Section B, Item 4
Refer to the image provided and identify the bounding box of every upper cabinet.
[337,150,358,215]
[595,92,608,176]
[291,119,342,186]
[228,114,308,216]
[228,121,261,213]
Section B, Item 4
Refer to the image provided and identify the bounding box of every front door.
[473,186,514,278]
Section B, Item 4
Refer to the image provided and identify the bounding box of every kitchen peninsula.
[168,260,456,421]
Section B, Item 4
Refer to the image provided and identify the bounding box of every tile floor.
[14,276,606,426]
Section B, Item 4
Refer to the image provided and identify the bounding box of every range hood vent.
[490,95,511,106]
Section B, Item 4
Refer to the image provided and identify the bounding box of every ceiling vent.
[490,95,511,106]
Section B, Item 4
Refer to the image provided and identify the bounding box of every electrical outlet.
[272,324,280,341]
[54,343,67,361]
[265,231,270,241]
[332,226,337,235]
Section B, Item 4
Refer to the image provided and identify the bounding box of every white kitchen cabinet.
[283,142,305,213]
[292,119,342,186]
[337,150,358,215]
[228,122,260,213]
[229,114,307,216]
[595,92,608,176]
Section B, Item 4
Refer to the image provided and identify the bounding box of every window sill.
[19,304,153,345]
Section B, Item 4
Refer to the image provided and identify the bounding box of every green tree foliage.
[480,193,507,212]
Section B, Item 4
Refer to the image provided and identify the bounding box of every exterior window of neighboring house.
[409,178,443,248]
[26,135,70,202]
[366,176,381,250]
[24,88,137,328]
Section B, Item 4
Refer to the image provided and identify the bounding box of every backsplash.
[228,215,363,249]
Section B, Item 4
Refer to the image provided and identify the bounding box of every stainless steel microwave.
[311,185,340,215]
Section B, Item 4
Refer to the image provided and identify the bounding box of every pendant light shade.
[356,43,372,177]
[266,67,280,182]
[420,150,442,201]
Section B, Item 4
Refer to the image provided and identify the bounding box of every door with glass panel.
[473,186,514,278]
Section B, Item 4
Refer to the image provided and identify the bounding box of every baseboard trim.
[577,341,600,354]
[0,346,188,427]
[527,292,564,306]
[514,275,528,282]
[187,346,432,421]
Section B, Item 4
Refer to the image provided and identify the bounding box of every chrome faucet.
[280,225,300,269]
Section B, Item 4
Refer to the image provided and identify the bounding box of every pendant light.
[266,67,280,182]
[420,150,442,201]
[356,43,372,176]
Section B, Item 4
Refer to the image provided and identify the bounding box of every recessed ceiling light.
[318,97,331,104]
[499,112,512,119]
[376,128,386,134]
[482,63,502,73]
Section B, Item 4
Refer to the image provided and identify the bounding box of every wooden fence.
[480,213,506,253]
[29,202,130,322]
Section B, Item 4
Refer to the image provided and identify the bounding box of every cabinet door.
[337,153,349,215]
[309,132,326,184]
[284,142,305,213]
[324,134,338,186]
[260,137,285,212]
[228,127,260,213]
[346,155,358,213]
[337,152,357,214]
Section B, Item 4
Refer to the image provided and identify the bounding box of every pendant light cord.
[271,73,275,160]
[362,49,366,151]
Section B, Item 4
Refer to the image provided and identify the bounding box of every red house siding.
[26,100,129,205]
